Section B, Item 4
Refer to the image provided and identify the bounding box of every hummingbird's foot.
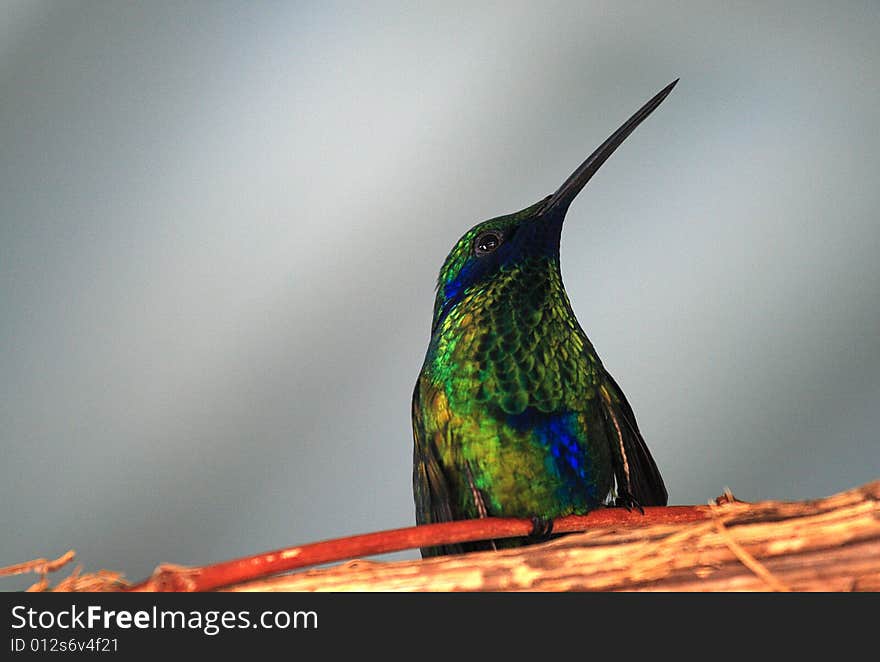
[529,516,554,539]
[613,491,645,514]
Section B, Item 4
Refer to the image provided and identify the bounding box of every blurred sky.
[2,1,879,590]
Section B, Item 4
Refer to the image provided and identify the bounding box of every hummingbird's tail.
[599,373,668,507]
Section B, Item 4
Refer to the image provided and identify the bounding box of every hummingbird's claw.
[529,516,555,539]
[613,491,645,514]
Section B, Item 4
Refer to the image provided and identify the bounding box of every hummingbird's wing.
[599,372,668,507]
[411,379,466,557]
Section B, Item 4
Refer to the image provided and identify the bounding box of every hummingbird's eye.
[474,231,502,256]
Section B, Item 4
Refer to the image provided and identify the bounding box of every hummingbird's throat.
[430,260,596,416]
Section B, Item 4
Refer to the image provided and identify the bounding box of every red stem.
[124,505,712,592]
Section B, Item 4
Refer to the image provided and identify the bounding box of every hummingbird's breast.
[425,257,602,417]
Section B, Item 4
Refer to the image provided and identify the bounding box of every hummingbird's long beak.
[543,79,678,216]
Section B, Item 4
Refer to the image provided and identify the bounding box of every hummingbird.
[412,80,676,557]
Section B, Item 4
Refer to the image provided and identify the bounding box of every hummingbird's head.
[429,79,679,333]
[430,199,561,331]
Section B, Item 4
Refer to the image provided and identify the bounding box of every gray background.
[2,1,878,590]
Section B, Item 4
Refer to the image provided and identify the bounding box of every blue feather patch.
[507,409,598,508]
